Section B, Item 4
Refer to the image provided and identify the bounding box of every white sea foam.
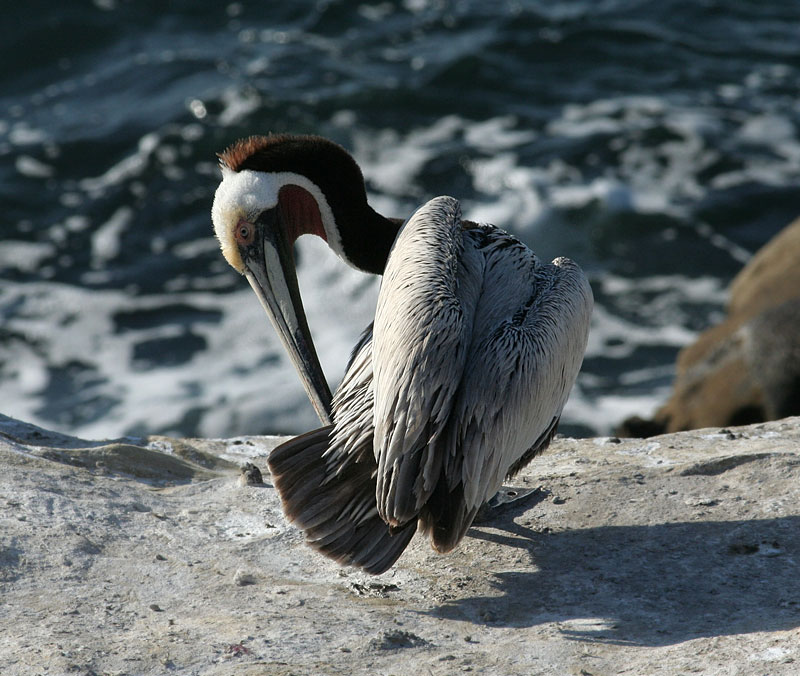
[347,103,744,252]
[599,273,728,307]
[8,122,48,146]
[0,241,56,274]
[0,234,380,440]
[549,178,634,212]
[218,87,261,127]
[16,155,55,178]
[544,96,727,218]
[466,152,548,229]
[711,107,800,192]
[563,384,669,435]
[585,304,696,362]
[0,248,695,438]
[79,133,159,196]
[5,94,798,440]
[91,206,133,266]
[463,116,536,152]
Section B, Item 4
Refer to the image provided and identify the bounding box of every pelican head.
[211,134,399,425]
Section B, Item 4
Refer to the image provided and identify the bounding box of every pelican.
[211,134,592,574]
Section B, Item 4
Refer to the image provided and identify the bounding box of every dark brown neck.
[337,207,403,275]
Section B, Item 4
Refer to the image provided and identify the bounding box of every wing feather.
[446,250,593,511]
[371,196,483,525]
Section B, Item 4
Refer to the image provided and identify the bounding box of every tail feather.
[421,479,480,554]
[268,426,416,575]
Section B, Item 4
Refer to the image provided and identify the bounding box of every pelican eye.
[235,220,255,246]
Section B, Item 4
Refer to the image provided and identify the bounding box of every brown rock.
[618,217,800,437]
[729,216,800,318]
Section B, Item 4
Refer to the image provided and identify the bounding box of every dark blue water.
[2,1,800,439]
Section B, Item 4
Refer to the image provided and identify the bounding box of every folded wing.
[371,196,484,526]
[372,201,593,550]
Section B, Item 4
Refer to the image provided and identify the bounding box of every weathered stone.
[1,412,798,675]
[619,216,800,436]
[238,461,265,486]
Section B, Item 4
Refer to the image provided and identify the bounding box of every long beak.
[243,210,333,426]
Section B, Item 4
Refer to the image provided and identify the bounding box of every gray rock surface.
[1,412,799,675]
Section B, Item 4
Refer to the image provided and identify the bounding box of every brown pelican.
[211,134,593,574]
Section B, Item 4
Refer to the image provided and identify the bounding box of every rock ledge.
[1,414,798,675]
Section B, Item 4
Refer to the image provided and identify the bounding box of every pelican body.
[212,134,592,573]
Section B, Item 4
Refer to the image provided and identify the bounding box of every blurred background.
[1,0,799,440]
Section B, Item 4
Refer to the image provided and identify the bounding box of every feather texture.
[268,195,592,571]
[268,427,416,575]
[372,197,484,526]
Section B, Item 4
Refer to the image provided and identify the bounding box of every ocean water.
[1,1,799,439]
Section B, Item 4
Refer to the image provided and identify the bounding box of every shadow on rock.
[431,516,800,647]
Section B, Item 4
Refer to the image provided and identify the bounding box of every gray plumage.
[269,196,592,573]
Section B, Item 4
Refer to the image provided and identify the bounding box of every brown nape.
[218,135,270,171]
[217,134,361,181]
[218,135,314,172]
